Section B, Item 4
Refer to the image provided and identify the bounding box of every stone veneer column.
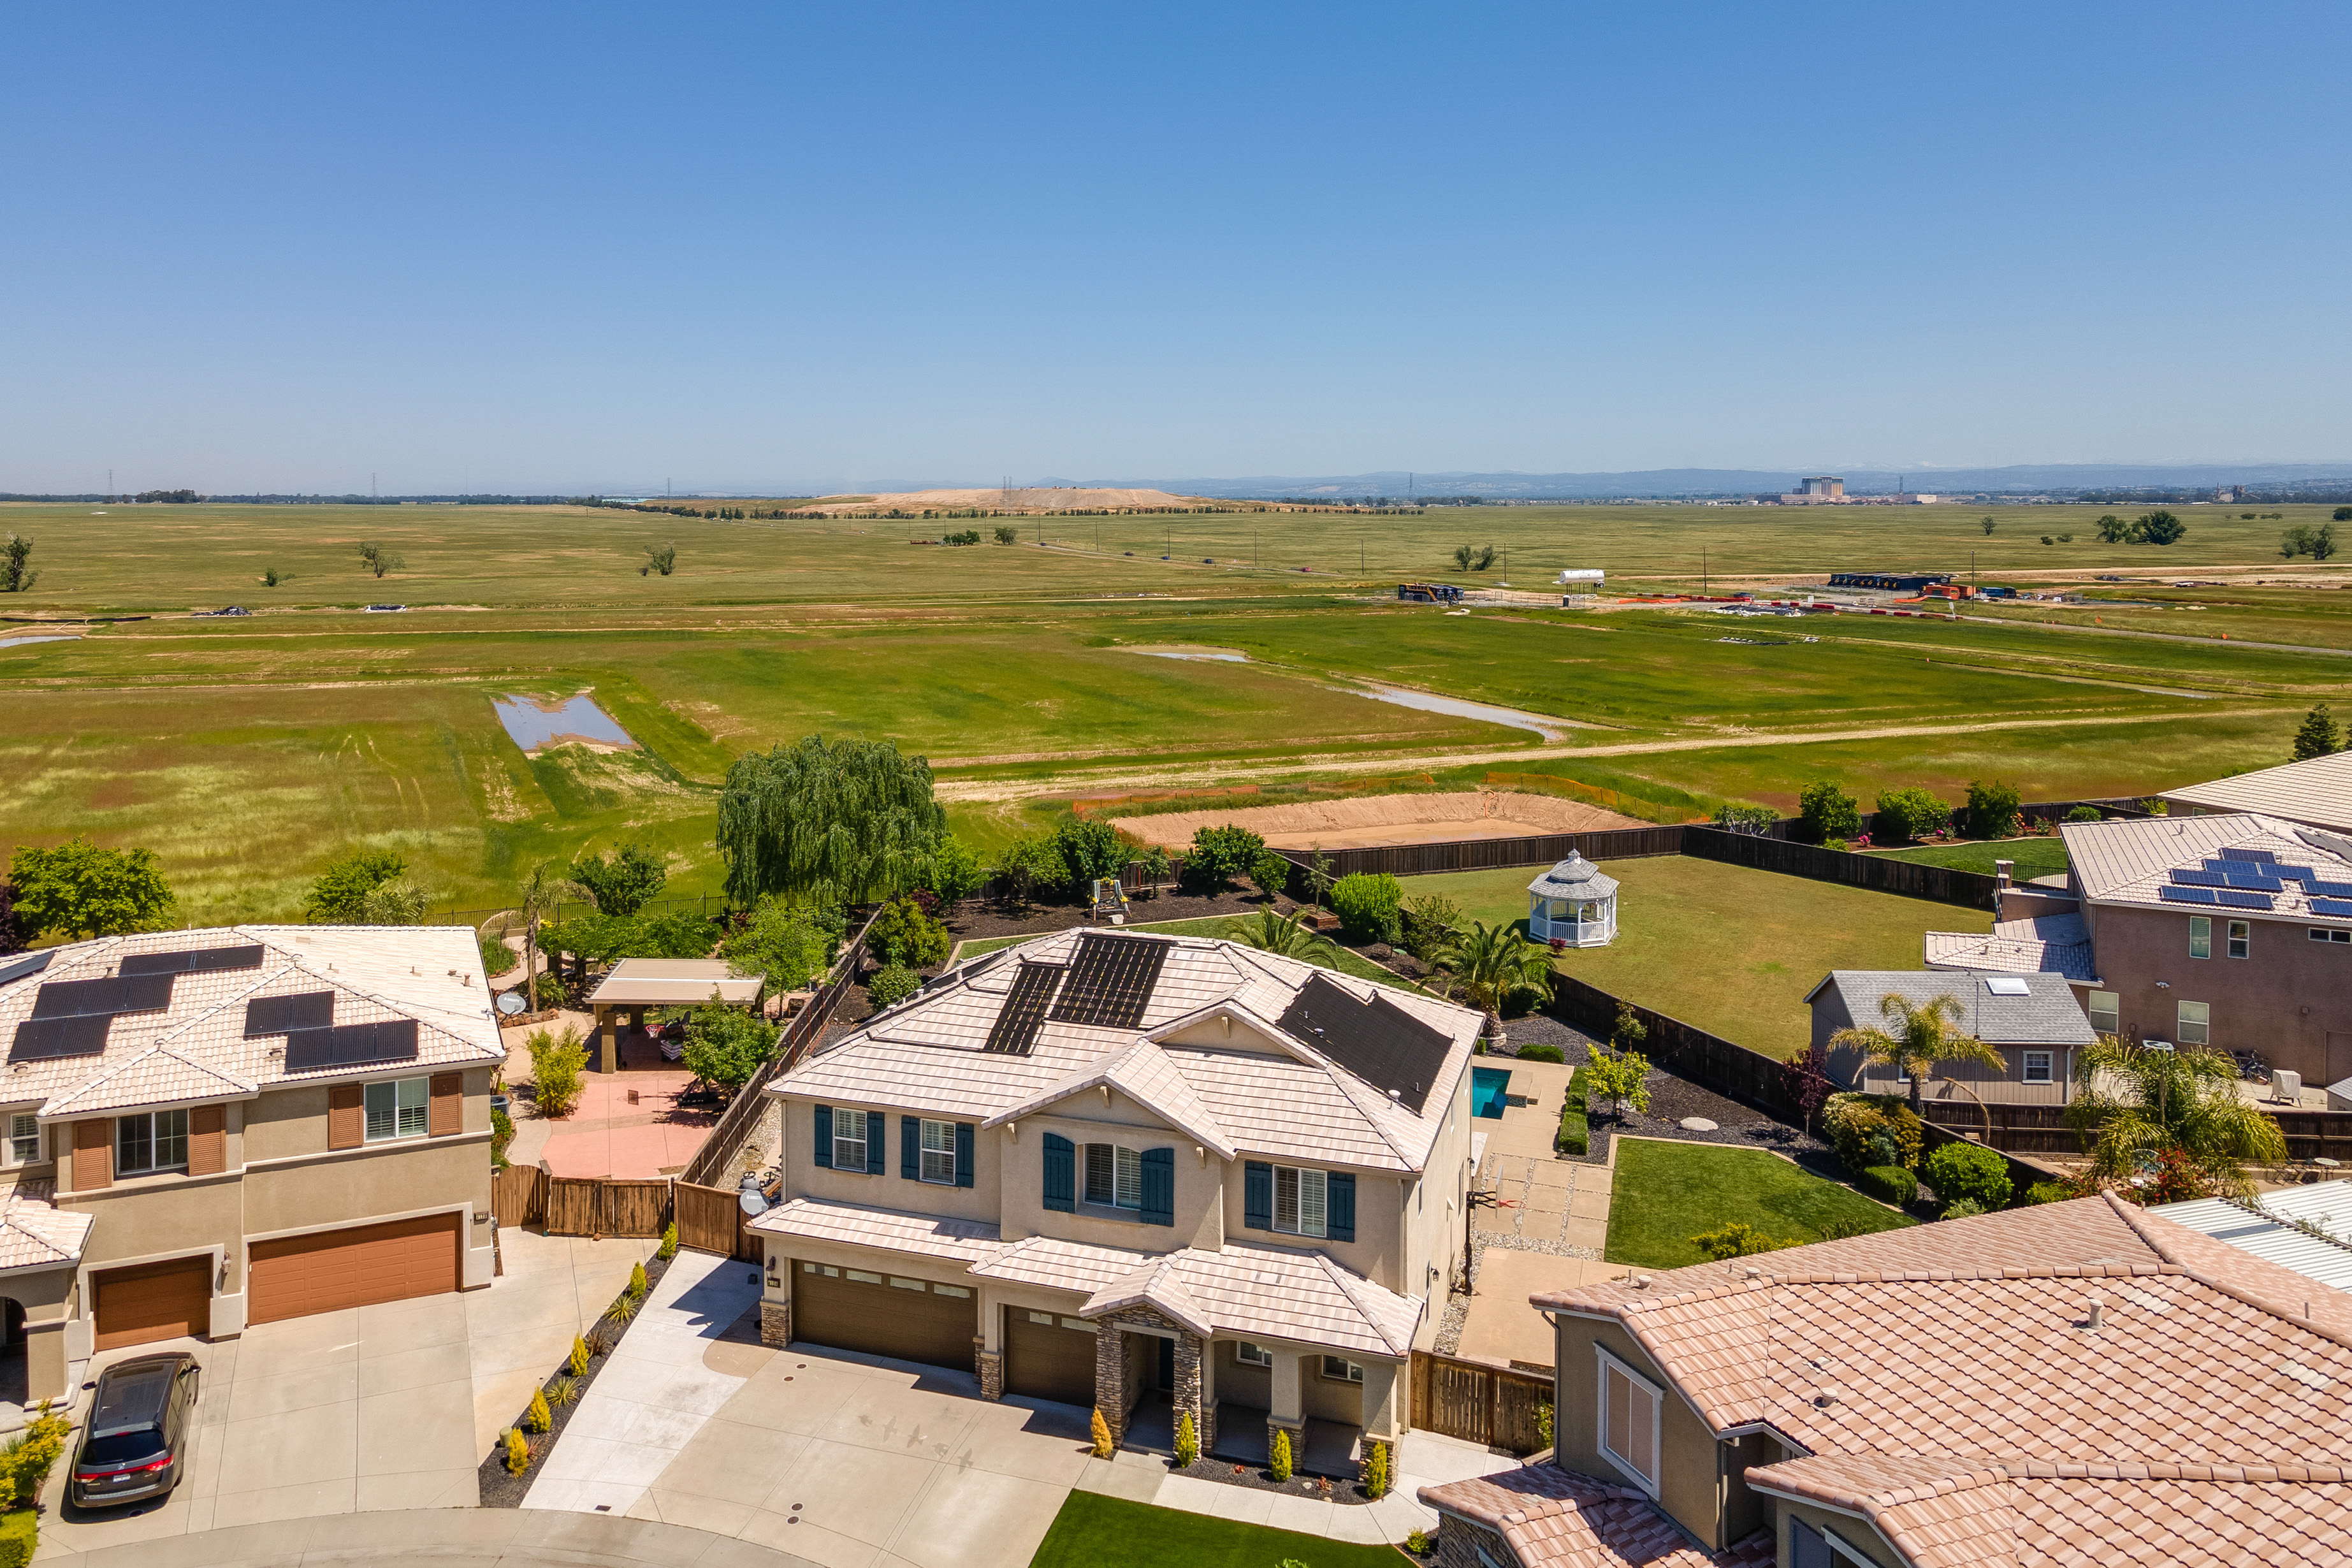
[1093,1325,1129,1444]
[977,1347,1003,1400]
[759,1288,792,1349]
[1172,1331,1203,1459]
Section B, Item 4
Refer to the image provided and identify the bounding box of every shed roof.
[1803,969,2096,1046]
[586,959,760,1007]
[1527,855,1618,900]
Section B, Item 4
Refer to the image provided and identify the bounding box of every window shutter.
[867,1119,888,1175]
[72,1119,112,1190]
[902,1115,920,1180]
[187,1103,227,1178]
[1326,1171,1355,1242]
[1244,1160,1273,1230]
[1140,1147,1174,1226]
[326,1084,364,1151]
[1043,1133,1075,1212]
[428,1072,463,1136]
[813,1104,833,1168]
[955,1122,975,1188]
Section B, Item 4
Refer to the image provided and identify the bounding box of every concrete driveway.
[37,1226,652,1556]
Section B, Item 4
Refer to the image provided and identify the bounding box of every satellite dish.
[495,992,526,1017]
[739,1186,769,1217]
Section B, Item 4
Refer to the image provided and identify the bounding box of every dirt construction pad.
[1108,790,1652,850]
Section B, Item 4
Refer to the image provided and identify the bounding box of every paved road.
[33,1507,820,1567]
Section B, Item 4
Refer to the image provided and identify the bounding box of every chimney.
[1994,859,2014,890]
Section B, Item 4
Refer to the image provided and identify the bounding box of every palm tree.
[2066,1036,2285,1197]
[1229,908,1343,967]
[1829,992,2005,1128]
[1439,920,1555,1037]
[518,862,592,1007]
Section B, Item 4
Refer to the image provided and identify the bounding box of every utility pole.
[1702,546,1708,596]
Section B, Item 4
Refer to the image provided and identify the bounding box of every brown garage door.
[94,1256,212,1351]
[248,1212,461,1325]
[793,1261,975,1370]
[1004,1305,1096,1406]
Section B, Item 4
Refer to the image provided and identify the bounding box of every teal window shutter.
[955,1123,975,1188]
[902,1115,920,1179]
[1326,1172,1355,1242]
[813,1105,832,1168]
[1244,1161,1272,1230]
[1141,1147,1174,1226]
[1043,1133,1075,1212]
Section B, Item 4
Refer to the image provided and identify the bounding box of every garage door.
[794,1262,975,1370]
[1004,1305,1096,1406]
[94,1256,212,1351]
[248,1212,461,1325]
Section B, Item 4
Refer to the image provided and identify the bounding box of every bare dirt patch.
[1109,789,1650,849]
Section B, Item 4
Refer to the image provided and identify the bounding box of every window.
[1274,1165,1328,1238]
[2022,1051,2054,1085]
[2312,928,2352,945]
[2227,920,2251,960]
[115,1109,189,1177]
[845,1268,882,1284]
[1597,1350,1659,1491]
[1235,1341,1272,1367]
[2177,1000,2210,1047]
[1320,1355,1363,1383]
[2188,915,2211,959]
[919,1119,955,1185]
[1084,1143,1142,1210]
[803,1262,838,1277]
[934,1284,971,1300]
[832,1107,869,1172]
[2087,991,2119,1034]
[6,1114,39,1166]
[364,1078,428,1142]
[887,1276,927,1291]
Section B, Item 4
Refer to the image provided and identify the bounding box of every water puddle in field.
[1124,645,1251,662]
[493,692,639,753]
[0,633,80,649]
[1341,681,1571,739]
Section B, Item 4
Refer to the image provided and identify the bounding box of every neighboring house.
[2149,1180,2352,1293]
[747,928,1482,1462]
[2161,749,2352,835]
[1803,971,2096,1106]
[0,926,504,1402]
[1421,1193,2352,1568]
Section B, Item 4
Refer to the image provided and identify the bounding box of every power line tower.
[1001,475,1015,510]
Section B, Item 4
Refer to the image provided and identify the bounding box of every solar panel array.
[2216,889,2276,910]
[2161,886,2219,906]
[9,1014,112,1061]
[30,973,175,1019]
[1047,933,1172,1031]
[2310,880,2352,899]
[2315,899,2352,919]
[984,961,1066,1056]
[120,944,264,977]
[282,1019,419,1072]
[2170,869,2228,888]
[0,952,55,991]
[1274,973,1452,1115]
[244,991,335,1036]
[2219,846,2276,864]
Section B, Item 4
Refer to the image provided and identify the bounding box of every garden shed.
[585,959,761,1072]
[1527,853,1618,947]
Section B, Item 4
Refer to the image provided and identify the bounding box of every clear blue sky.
[5,3,2348,494]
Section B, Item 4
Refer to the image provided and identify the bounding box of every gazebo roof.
[1527,854,1618,899]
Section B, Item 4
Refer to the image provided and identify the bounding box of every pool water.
[1472,1066,1511,1119]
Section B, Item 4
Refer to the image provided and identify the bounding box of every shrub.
[603,1293,641,1326]
[1557,1067,1588,1154]
[1090,1408,1114,1458]
[1963,778,2022,838]
[1185,824,1267,892]
[306,848,406,922]
[682,999,778,1094]
[997,832,1070,904]
[722,899,835,993]
[1873,787,1952,841]
[1821,1093,1924,1173]
[1923,1140,2014,1211]
[1797,780,1861,842]
[532,969,567,1009]
[657,1222,678,1261]
[1711,802,1779,834]
[1248,850,1291,901]
[504,1427,531,1474]
[869,896,950,968]
[1175,1411,1198,1467]
[2025,1180,2073,1205]
[867,964,921,1010]
[568,1334,591,1376]
[1270,1426,1294,1482]
[527,1386,553,1434]
[993,525,1019,544]
[1054,817,1129,886]
[2065,805,2104,823]
[1537,1402,1553,1449]
[1400,894,1464,961]
[924,837,988,905]
[478,930,518,976]
[1940,1198,1985,1220]
[547,1375,583,1409]
[1515,1042,1565,1063]
[1362,1437,1390,1500]
[1857,1165,1918,1206]
[1689,1221,1795,1259]
[491,1106,515,1168]
[527,1025,588,1119]
[1330,871,1404,942]
[1407,1528,1432,1556]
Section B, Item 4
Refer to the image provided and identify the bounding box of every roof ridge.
[1312,1250,1417,1355]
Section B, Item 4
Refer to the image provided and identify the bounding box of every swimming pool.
[1472,1066,1511,1119]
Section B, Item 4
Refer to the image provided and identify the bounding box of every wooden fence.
[675,1179,763,1260]
[492,1165,547,1228]
[1411,1351,1553,1454]
[1922,1100,2352,1165]
[1681,825,1998,910]
[1277,824,1687,889]
[544,1175,672,1238]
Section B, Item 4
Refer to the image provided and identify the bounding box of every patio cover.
[586,959,760,1008]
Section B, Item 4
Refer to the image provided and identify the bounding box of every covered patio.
[583,958,760,1073]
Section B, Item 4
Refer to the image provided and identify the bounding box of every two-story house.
[1421,1193,2352,1568]
[0,926,504,1402]
[747,928,1482,1462]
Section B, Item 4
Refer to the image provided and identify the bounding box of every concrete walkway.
[521,1248,766,1516]
[33,1507,824,1567]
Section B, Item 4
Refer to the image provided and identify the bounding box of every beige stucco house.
[0,926,503,1402]
[748,927,1482,1466]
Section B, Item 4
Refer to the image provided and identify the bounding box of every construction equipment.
[1398,583,1464,605]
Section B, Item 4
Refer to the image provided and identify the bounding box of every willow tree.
[716,736,946,908]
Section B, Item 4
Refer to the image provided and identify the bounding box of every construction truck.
[1397,583,1464,604]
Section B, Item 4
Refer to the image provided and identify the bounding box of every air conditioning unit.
[2274,1069,2302,1103]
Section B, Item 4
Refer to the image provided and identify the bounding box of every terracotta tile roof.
[984,1038,1237,1158]
[1418,1463,1773,1568]
[1922,912,2100,984]
[746,1196,1005,1264]
[0,1181,92,1270]
[1079,1238,1423,1357]
[969,1234,1158,1295]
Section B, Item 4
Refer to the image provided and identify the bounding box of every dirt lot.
[1108,789,1650,849]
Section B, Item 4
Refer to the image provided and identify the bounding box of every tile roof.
[0,926,503,1120]
[747,1196,1005,1264]
[984,1038,1237,1158]
[1080,1238,1425,1358]
[2059,812,2352,923]
[1418,1463,1773,1568]
[1803,970,2096,1046]
[969,1234,1158,1295]
[2162,750,2352,835]
[1922,912,2100,984]
[0,1181,93,1270]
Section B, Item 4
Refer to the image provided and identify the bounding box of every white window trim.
[1273,1164,1329,1238]
[4,1112,40,1168]
[115,1108,189,1177]
[2188,914,2211,959]
[2311,927,2352,944]
[2087,991,2119,1033]
[1319,1354,1363,1383]
[2022,1051,2054,1085]
[1235,1340,1272,1367]
[364,1077,430,1144]
[1083,1142,1143,1211]
[2177,999,2211,1047]
[832,1107,869,1173]
[918,1118,955,1186]
[2226,920,2250,959]
[1594,1345,1663,1495]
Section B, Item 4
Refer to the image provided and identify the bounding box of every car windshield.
[90,1365,173,1437]
[80,1430,168,1466]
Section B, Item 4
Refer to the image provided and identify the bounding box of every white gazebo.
[1527,854,1618,947]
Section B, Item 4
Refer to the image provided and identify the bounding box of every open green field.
[1398,859,1991,1059]
[1869,837,2070,880]
[1604,1138,1913,1271]
[2,499,2344,927]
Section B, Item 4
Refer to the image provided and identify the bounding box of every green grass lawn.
[1027,1492,1402,1568]
[1604,1138,1913,1271]
[955,913,1412,991]
[1400,857,1991,1059]
[1868,836,2070,880]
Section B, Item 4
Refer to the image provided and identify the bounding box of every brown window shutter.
[428,1072,462,1137]
[73,1119,112,1191]
[327,1084,364,1150]
[187,1103,227,1177]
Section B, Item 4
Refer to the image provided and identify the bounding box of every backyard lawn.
[1399,857,1992,1059]
[1867,836,2070,881]
[1604,1138,1913,1271]
[1027,1493,1401,1568]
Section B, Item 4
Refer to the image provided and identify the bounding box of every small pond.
[1344,681,1567,739]
[1472,1066,1512,1119]
[1124,646,1251,663]
[0,633,80,650]
[493,692,638,753]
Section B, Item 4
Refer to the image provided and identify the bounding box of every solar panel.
[2312,899,2352,919]
[244,991,335,1036]
[983,961,1064,1056]
[120,944,265,977]
[2219,847,2276,864]
[2225,876,2283,893]
[0,951,54,991]
[281,1019,419,1071]
[29,973,175,1019]
[2307,881,2352,899]
[2274,865,2316,883]
[1047,933,1172,1030]
[2170,869,2227,887]
[2159,886,2218,905]
[2215,889,2275,910]
[9,1013,112,1061]
[1275,973,1452,1115]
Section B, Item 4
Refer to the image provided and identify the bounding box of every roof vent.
[1813,1388,1840,1409]
[2084,1296,2104,1331]
[1630,1275,1652,1290]
[1388,1089,1401,1100]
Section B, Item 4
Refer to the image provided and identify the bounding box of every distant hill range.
[1048,463,2352,500]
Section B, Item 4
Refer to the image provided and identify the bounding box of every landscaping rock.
[1678,1116,1719,1132]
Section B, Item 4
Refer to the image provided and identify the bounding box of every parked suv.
[70,1353,200,1508]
